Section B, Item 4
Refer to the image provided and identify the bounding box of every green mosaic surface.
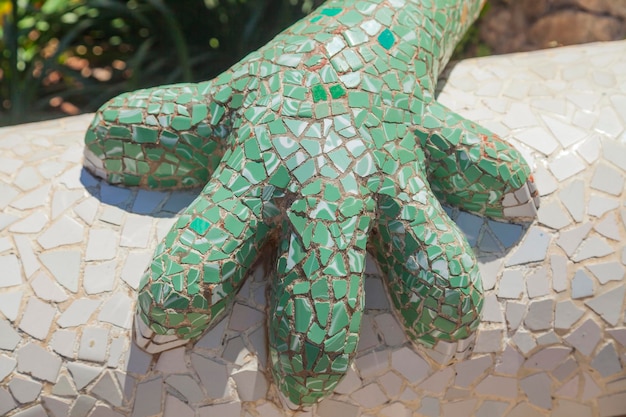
[84,0,537,406]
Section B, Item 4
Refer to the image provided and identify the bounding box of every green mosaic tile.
[119,109,143,124]
[327,85,344,100]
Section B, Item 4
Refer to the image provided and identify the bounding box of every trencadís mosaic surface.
[83,0,539,405]
[0,31,625,417]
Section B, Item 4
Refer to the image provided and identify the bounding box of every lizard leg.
[84,82,231,188]
[415,100,539,219]
[370,160,482,351]
[134,157,272,352]
[267,193,374,406]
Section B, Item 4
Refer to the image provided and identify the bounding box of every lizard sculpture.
[84,0,539,406]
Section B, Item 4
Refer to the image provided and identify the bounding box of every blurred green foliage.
[1,0,486,126]
[0,0,324,125]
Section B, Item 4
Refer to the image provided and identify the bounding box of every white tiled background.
[0,40,625,417]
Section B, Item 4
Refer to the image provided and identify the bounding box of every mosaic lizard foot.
[84,0,538,406]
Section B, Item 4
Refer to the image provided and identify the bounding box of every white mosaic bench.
[1,39,625,417]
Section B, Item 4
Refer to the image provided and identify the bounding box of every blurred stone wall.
[480,0,626,54]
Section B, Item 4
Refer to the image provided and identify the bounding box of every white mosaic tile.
[13,164,39,190]
[556,222,593,257]
[475,400,509,417]
[587,261,625,285]
[542,114,587,148]
[9,212,48,234]
[51,375,79,400]
[67,362,103,390]
[41,396,71,417]
[441,398,477,417]
[520,372,553,409]
[511,330,537,355]
[10,184,51,210]
[222,335,251,366]
[524,299,554,331]
[228,303,264,332]
[588,194,619,218]
[120,251,152,290]
[83,261,116,294]
[165,374,205,403]
[163,396,194,417]
[477,256,503,291]
[524,346,572,370]
[576,135,602,164]
[553,400,593,417]
[591,341,622,378]
[390,347,430,383]
[107,337,126,368]
[552,357,578,382]
[190,353,230,399]
[14,236,40,279]
[0,185,20,211]
[18,297,55,340]
[571,269,594,299]
[129,377,161,417]
[497,270,524,299]
[0,254,22,288]
[505,301,526,331]
[373,313,405,346]
[37,215,84,250]
[526,266,550,298]
[50,329,77,358]
[502,103,537,129]
[51,190,84,220]
[481,293,504,322]
[0,237,11,253]
[95,206,123,229]
[415,396,440,417]
[573,235,615,262]
[74,197,99,225]
[16,343,61,382]
[354,349,389,379]
[197,401,241,417]
[505,227,550,266]
[85,229,118,261]
[57,298,102,328]
[556,374,579,398]
[454,355,492,387]
[39,250,81,293]
[232,363,269,402]
[98,293,133,329]
[582,372,602,401]
[554,300,585,330]
[0,388,18,415]
[8,376,42,404]
[0,290,24,322]
[78,327,110,363]
[118,219,149,250]
[514,126,558,155]
[585,285,626,326]
[599,392,626,417]
[30,271,68,303]
[474,328,504,353]
[537,200,571,230]
[351,383,387,408]
[333,366,361,395]
[548,153,586,182]
[564,319,602,357]
[378,402,411,417]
